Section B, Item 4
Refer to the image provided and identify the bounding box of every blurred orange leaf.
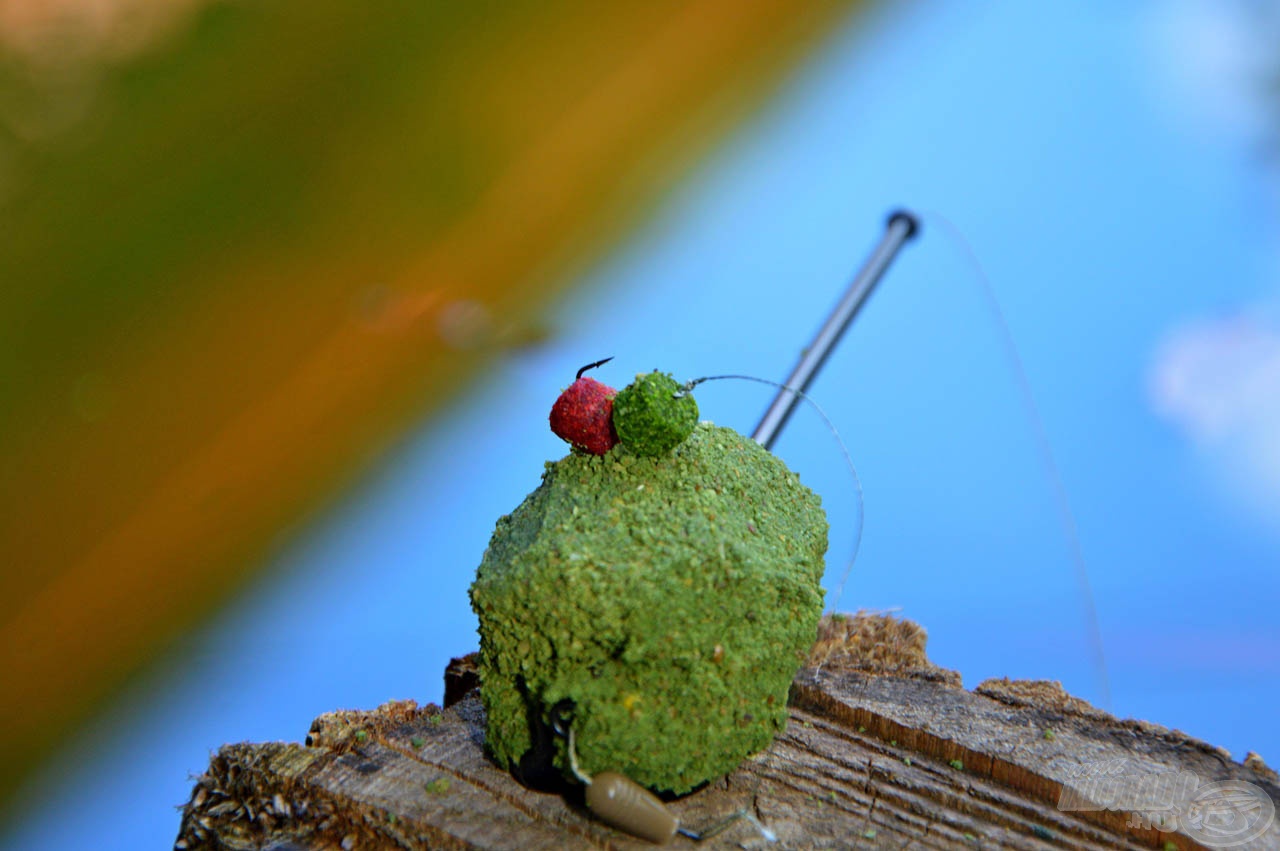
[0,0,867,806]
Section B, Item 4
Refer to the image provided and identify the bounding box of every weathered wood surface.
[175,615,1280,850]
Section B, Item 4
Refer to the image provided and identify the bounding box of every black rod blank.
[752,210,920,450]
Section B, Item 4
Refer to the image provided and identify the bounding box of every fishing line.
[681,374,864,615]
[919,209,1111,710]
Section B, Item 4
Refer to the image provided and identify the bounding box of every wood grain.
[175,615,1280,850]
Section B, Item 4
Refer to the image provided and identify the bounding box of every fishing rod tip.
[886,209,921,241]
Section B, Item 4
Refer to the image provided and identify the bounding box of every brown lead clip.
[551,707,775,845]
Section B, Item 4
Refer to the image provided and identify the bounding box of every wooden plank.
[175,614,1280,850]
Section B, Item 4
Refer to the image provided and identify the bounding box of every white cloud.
[1151,311,1280,524]
[1143,0,1280,146]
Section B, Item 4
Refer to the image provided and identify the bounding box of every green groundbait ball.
[612,371,699,457]
[469,423,828,794]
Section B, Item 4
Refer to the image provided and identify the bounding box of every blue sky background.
[5,1,1280,848]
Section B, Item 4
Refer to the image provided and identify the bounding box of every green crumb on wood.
[424,777,451,795]
[1043,729,1055,741]
[863,829,877,839]
[858,726,866,733]
[903,757,912,766]
[612,371,698,457]
[1163,843,1178,851]
[964,833,977,842]
[354,730,368,743]
[410,736,425,749]
[428,714,442,726]
[950,759,964,771]
[890,740,897,747]
[470,422,827,794]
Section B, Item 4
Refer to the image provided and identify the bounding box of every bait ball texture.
[549,376,619,456]
[469,423,828,794]
[612,371,698,457]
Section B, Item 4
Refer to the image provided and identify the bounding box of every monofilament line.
[922,210,1112,711]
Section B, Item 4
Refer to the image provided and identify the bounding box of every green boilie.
[612,371,699,457]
